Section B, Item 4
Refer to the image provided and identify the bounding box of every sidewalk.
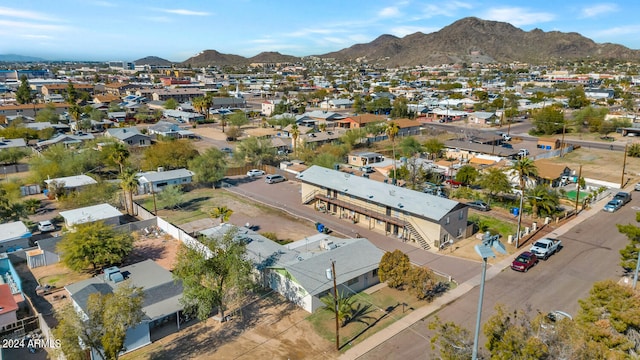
[340,197,610,360]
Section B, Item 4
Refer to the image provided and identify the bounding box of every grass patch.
[469,214,516,240]
[564,190,589,201]
[307,286,428,351]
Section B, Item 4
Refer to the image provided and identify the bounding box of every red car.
[511,251,539,272]
[445,179,462,187]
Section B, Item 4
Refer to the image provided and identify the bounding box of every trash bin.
[513,207,520,216]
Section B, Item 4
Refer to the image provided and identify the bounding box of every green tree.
[320,290,356,327]
[57,221,134,272]
[173,228,254,321]
[54,281,144,360]
[311,152,342,169]
[573,106,608,132]
[65,81,78,105]
[0,188,27,222]
[567,86,589,109]
[390,97,409,119]
[210,205,233,224]
[429,317,474,360]
[0,147,29,165]
[629,143,640,158]
[526,185,559,218]
[617,223,640,271]
[455,165,478,185]
[577,280,640,357]
[353,95,364,113]
[530,106,565,135]
[228,111,249,128]
[141,140,199,170]
[188,148,227,186]
[157,184,183,209]
[378,249,411,289]
[477,168,511,202]
[399,136,423,157]
[119,168,138,215]
[385,121,400,184]
[511,157,538,197]
[163,98,178,109]
[35,103,61,123]
[109,143,130,174]
[406,266,437,300]
[423,138,444,160]
[290,124,300,155]
[233,137,276,166]
[483,304,548,359]
[15,75,33,104]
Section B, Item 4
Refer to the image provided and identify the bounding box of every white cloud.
[0,20,70,32]
[414,1,473,19]
[19,34,54,40]
[390,26,439,37]
[594,24,640,37]
[158,8,210,16]
[0,6,61,22]
[379,7,401,18]
[481,7,555,26]
[287,28,343,38]
[580,3,618,18]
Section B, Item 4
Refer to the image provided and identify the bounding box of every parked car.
[265,174,286,184]
[246,169,265,177]
[511,251,539,272]
[37,220,55,232]
[467,200,490,211]
[541,310,573,330]
[529,238,562,260]
[501,143,513,149]
[613,191,632,205]
[603,199,623,213]
[220,147,233,155]
[635,183,640,191]
[445,179,462,188]
[517,149,529,157]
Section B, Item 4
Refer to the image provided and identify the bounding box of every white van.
[265,174,286,184]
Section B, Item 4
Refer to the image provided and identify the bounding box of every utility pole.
[575,165,582,214]
[331,260,340,351]
[621,143,628,188]
[560,122,566,158]
[152,188,158,215]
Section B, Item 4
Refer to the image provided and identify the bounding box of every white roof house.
[136,168,195,194]
[59,203,122,228]
[0,221,32,252]
[44,175,98,190]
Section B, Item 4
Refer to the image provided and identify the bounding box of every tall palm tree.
[110,143,130,174]
[119,168,139,215]
[203,94,212,120]
[210,206,233,224]
[385,121,400,185]
[527,185,559,218]
[290,124,300,156]
[510,157,538,194]
[192,96,204,115]
[320,290,355,327]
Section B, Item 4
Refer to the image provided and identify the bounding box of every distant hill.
[0,54,46,62]
[181,50,247,67]
[247,52,299,64]
[319,17,640,66]
[133,56,172,66]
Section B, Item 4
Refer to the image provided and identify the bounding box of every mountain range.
[7,17,640,67]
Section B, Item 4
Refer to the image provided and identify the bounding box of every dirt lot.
[122,293,335,360]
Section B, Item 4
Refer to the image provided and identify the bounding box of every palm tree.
[210,206,233,224]
[385,121,400,185]
[290,124,300,155]
[110,143,130,174]
[320,290,356,327]
[527,185,559,218]
[119,168,139,215]
[510,157,538,195]
[192,96,204,115]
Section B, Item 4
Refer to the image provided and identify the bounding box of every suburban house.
[198,224,384,313]
[147,121,181,138]
[348,151,385,167]
[0,137,27,151]
[391,118,422,136]
[65,259,184,358]
[319,99,354,109]
[59,203,122,228]
[0,102,69,119]
[136,168,195,194]
[152,88,203,103]
[296,165,469,250]
[0,221,32,252]
[163,109,205,123]
[44,174,98,196]
[534,161,573,187]
[0,284,19,330]
[35,132,95,150]
[468,111,498,124]
[334,114,385,129]
[104,127,151,147]
[41,83,94,97]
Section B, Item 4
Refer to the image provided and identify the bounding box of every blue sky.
[2,1,640,62]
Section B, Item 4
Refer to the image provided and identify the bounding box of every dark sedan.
[511,251,539,272]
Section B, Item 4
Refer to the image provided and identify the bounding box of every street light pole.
[633,249,640,290]
[472,256,488,360]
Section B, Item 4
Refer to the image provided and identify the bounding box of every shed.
[537,138,561,150]
[59,203,122,228]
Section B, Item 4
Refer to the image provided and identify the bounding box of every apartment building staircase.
[405,223,431,251]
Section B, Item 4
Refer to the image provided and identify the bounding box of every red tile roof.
[0,284,18,315]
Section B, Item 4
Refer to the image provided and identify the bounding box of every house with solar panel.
[296,165,470,250]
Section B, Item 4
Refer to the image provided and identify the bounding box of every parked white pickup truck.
[529,238,562,260]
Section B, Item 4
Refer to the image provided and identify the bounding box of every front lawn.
[307,286,428,351]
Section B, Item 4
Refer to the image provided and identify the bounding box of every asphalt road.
[358,193,636,359]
